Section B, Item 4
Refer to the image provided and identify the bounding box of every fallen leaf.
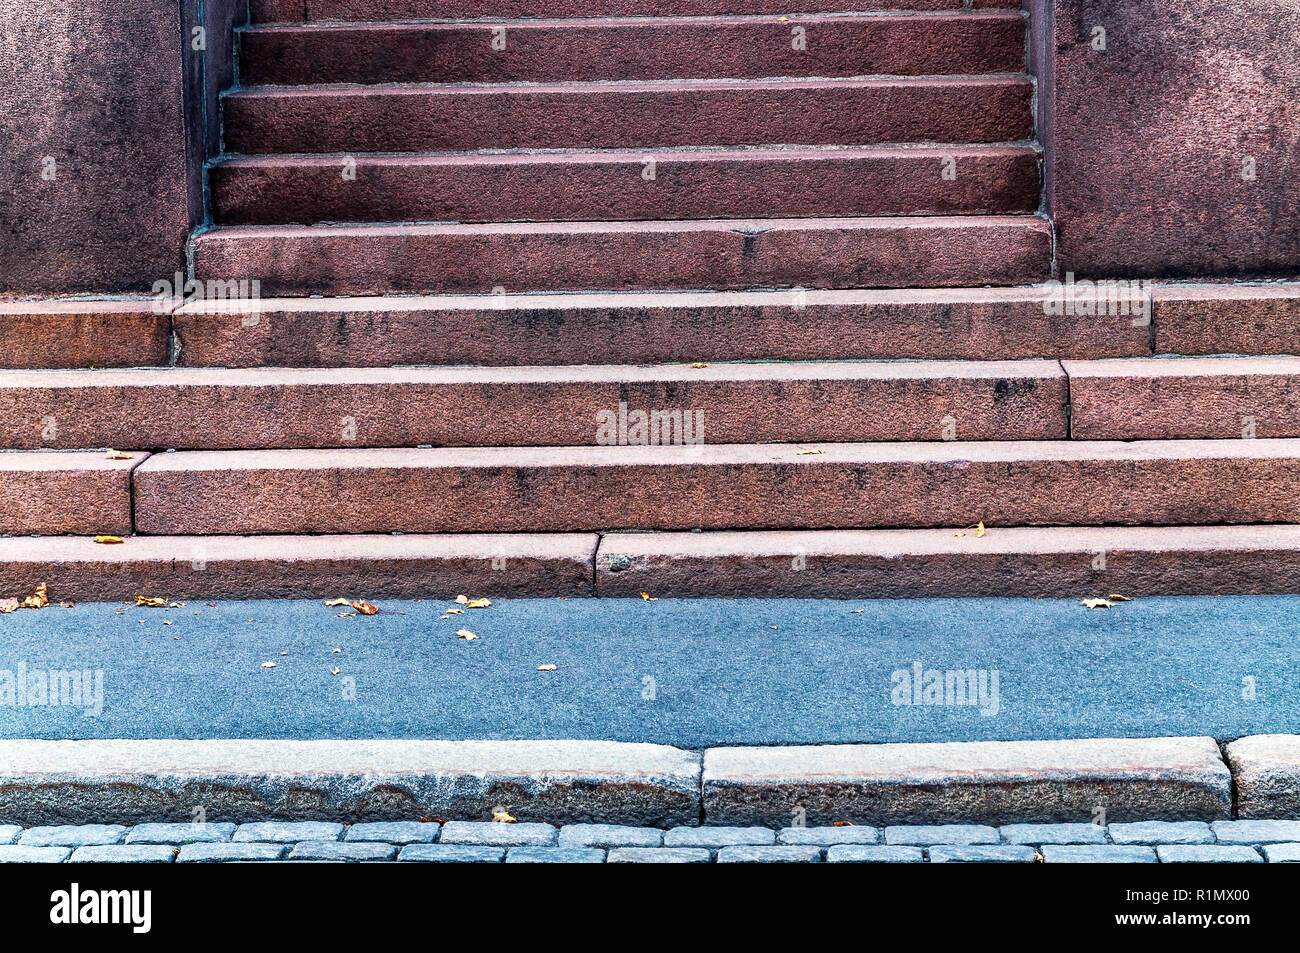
[331,667,341,676]
[60,602,74,609]
[833,821,854,827]
[351,600,379,615]
[1081,598,1115,610]
[93,535,124,545]
[456,629,478,641]
[0,598,18,614]
[447,608,464,615]
[796,447,824,455]
[261,662,277,668]
[21,582,48,609]
[1108,593,1133,602]
[455,595,469,605]
[537,664,557,671]
[975,521,986,538]
[323,598,350,607]
[690,362,708,369]
[465,598,492,609]
[136,596,168,607]
[640,592,658,601]
[162,620,173,626]
[492,811,517,823]
[332,648,342,654]
[105,449,132,460]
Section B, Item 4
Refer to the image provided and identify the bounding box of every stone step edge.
[3,735,1289,827]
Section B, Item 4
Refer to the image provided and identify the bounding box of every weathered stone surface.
[663,826,774,849]
[293,0,967,20]
[0,739,701,826]
[234,821,343,843]
[557,824,663,849]
[928,845,1036,863]
[0,845,72,863]
[0,301,170,369]
[1040,846,1156,864]
[1211,820,1300,844]
[126,823,236,844]
[344,822,440,844]
[172,289,1150,370]
[288,841,397,862]
[1156,845,1262,864]
[0,360,1067,449]
[0,534,597,602]
[193,216,1050,297]
[0,825,19,845]
[18,824,126,847]
[0,452,141,536]
[505,847,605,863]
[1224,735,1300,818]
[1108,821,1213,846]
[1155,285,1300,356]
[176,843,287,863]
[777,826,880,846]
[826,845,923,863]
[1261,843,1300,862]
[70,845,177,863]
[607,847,711,864]
[704,737,1232,826]
[397,844,504,863]
[717,845,822,863]
[132,441,1300,536]
[885,825,998,846]
[595,526,1300,599]
[439,822,557,847]
[999,823,1106,845]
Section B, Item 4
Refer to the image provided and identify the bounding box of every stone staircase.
[2,1,1300,602]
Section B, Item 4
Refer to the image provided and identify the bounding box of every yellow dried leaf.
[21,582,48,609]
[690,362,708,369]
[833,821,854,827]
[640,592,657,601]
[455,595,469,605]
[1081,598,1115,610]
[465,598,492,609]
[0,598,18,614]
[447,607,464,615]
[94,535,124,545]
[537,664,558,671]
[136,596,168,607]
[796,447,823,455]
[323,598,350,607]
[1108,593,1133,602]
[975,522,986,538]
[492,811,517,823]
[105,449,132,460]
[351,600,379,615]
[456,629,478,641]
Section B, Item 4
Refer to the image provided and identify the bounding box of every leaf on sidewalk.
[492,811,517,823]
[136,596,168,607]
[456,629,478,641]
[0,598,18,614]
[105,449,132,460]
[323,598,350,607]
[350,601,379,615]
[537,664,557,671]
[93,535,124,545]
[21,583,48,609]
[1080,598,1115,610]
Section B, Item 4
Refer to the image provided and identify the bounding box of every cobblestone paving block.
[1211,820,1300,844]
[70,845,177,863]
[343,821,440,844]
[1041,845,1157,863]
[1108,821,1212,846]
[176,843,288,863]
[288,841,397,862]
[439,821,557,847]
[126,823,237,845]
[0,826,19,845]
[0,845,73,863]
[1156,845,1263,864]
[1261,843,1300,862]
[505,847,606,863]
[1224,735,1300,818]
[717,845,823,863]
[558,824,663,849]
[663,826,774,848]
[233,821,344,843]
[398,844,505,863]
[18,825,127,847]
[929,845,1038,863]
[826,845,924,863]
[999,823,1106,845]
[607,848,711,864]
[777,826,880,846]
[885,824,998,846]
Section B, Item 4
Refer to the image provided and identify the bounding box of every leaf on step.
[93,535,124,545]
[456,629,478,641]
[446,607,464,615]
[136,596,168,607]
[261,661,277,668]
[493,811,517,823]
[796,447,823,455]
[0,598,18,614]
[105,449,132,460]
[975,521,986,538]
[690,362,708,369]
[833,821,854,827]
[21,583,48,609]
[350,600,379,615]
[323,598,350,607]
[1080,598,1115,610]
[465,598,492,609]
[455,595,469,605]
[1108,593,1133,602]
[537,664,557,672]
[640,592,657,601]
